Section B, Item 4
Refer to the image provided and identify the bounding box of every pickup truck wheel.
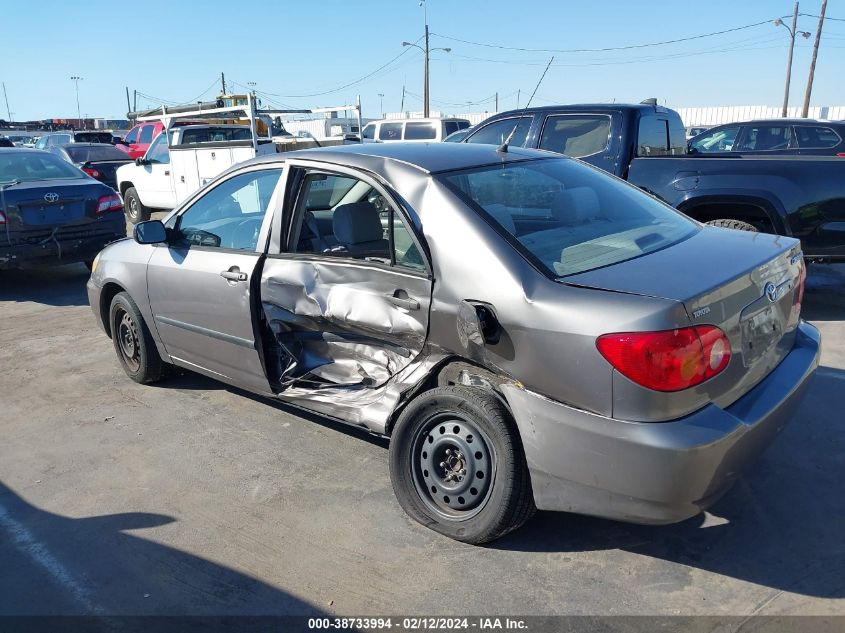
[124,187,151,224]
[389,386,535,544]
[109,291,163,384]
[706,219,759,232]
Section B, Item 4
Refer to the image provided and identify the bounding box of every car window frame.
[794,124,843,149]
[167,164,286,255]
[464,115,533,147]
[689,124,742,153]
[267,159,432,279]
[734,124,796,153]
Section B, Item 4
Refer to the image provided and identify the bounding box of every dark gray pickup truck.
[463,102,845,261]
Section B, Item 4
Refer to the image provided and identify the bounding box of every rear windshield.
[0,152,86,183]
[66,145,128,162]
[440,159,697,277]
[74,132,113,144]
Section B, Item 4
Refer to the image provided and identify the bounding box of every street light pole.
[70,76,83,129]
[402,1,450,118]
[774,4,811,117]
[378,93,385,117]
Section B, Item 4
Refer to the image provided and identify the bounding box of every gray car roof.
[244,142,560,175]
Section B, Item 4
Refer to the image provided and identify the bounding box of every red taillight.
[96,193,123,214]
[0,210,6,225]
[82,167,102,178]
[836,153,845,157]
[596,325,731,392]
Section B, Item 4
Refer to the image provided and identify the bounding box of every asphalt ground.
[0,261,843,618]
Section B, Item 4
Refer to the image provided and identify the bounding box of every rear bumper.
[502,320,821,524]
[0,224,125,269]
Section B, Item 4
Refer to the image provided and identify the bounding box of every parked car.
[462,102,845,261]
[688,119,845,155]
[6,134,36,148]
[0,137,14,148]
[0,148,126,269]
[34,131,116,150]
[686,125,710,141]
[48,143,132,190]
[88,143,819,544]
[443,126,475,143]
[361,118,470,143]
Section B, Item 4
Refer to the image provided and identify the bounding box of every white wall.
[676,105,845,126]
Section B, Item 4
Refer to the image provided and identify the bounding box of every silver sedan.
[87,143,819,543]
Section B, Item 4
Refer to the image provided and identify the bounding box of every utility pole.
[125,86,131,116]
[2,82,11,122]
[133,90,137,113]
[517,89,521,109]
[401,1,450,118]
[221,72,227,95]
[70,76,83,129]
[401,84,405,114]
[802,0,827,117]
[495,92,498,112]
[378,93,384,117]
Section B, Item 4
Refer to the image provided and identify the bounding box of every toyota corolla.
[87,143,819,543]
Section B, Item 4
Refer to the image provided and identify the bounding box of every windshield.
[440,158,698,277]
[66,145,128,162]
[0,152,86,183]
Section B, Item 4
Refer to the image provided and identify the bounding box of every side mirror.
[135,157,150,166]
[133,220,167,245]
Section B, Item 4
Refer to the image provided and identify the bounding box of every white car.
[361,118,470,143]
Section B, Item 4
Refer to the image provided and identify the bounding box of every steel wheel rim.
[127,196,139,220]
[411,411,496,521]
[116,309,141,372]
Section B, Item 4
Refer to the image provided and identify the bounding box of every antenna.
[498,56,554,153]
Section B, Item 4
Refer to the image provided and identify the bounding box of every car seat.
[331,202,389,257]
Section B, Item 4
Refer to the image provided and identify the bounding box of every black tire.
[124,187,150,224]
[706,218,759,232]
[109,291,164,384]
[389,386,535,544]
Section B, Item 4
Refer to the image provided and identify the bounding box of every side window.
[291,171,425,271]
[362,124,375,140]
[689,125,740,153]
[147,134,170,164]
[637,116,670,156]
[539,115,611,157]
[124,127,139,144]
[139,125,155,144]
[795,125,841,149]
[444,121,459,136]
[174,169,282,251]
[466,117,531,147]
[668,118,688,155]
[34,137,47,149]
[736,125,792,152]
[378,122,403,141]
[404,122,437,140]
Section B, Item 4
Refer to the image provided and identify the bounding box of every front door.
[139,134,176,209]
[147,165,284,393]
[259,162,432,392]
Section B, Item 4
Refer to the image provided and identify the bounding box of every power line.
[800,12,845,21]
[256,39,423,99]
[431,17,789,53]
[185,78,222,103]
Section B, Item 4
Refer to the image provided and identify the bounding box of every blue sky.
[2,0,844,121]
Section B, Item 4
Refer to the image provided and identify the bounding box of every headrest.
[332,202,384,244]
[551,187,600,225]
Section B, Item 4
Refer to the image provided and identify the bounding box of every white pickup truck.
[117,124,277,223]
[117,95,364,223]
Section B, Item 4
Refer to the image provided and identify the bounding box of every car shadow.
[802,263,845,322]
[0,264,90,307]
[493,365,845,599]
[0,480,326,617]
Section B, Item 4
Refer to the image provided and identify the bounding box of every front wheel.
[109,291,164,384]
[389,386,535,544]
[124,187,150,225]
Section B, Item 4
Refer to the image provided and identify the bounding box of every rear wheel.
[124,187,150,224]
[109,291,164,384]
[389,386,535,544]
[706,218,759,232]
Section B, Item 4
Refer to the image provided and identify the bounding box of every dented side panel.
[260,256,433,431]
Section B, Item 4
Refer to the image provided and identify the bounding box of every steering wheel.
[180,228,221,248]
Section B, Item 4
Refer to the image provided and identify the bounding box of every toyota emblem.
[44,193,59,203]
[764,282,777,303]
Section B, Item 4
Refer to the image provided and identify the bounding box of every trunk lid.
[80,160,131,190]
[1,178,113,231]
[565,226,804,410]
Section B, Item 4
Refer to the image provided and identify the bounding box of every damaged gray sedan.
[87,143,820,543]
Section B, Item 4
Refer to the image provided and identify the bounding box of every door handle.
[386,289,420,310]
[180,175,185,182]
[220,269,248,282]
[164,170,170,176]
